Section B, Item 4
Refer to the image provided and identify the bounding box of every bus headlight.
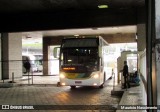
[61,83,66,86]
[93,74,99,79]
[60,73,65,78]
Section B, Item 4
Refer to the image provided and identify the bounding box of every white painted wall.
[8,33,22,78]
[48,45,60,75]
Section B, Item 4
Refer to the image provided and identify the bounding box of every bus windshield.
[61,48,98,66]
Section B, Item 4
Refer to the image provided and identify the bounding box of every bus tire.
[70,86,76,89]
[99,74,106,88]
[99,84,104,88]
[109,75,112,79]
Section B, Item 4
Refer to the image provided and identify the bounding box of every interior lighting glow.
[93,83,97,86]
[93,74,99,79]
[98,5,108,9]
[61,83,66,86]
[63,67,75,70]
[68,60,72,62]
[60,73,65,78]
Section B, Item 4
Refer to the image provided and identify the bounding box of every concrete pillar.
[138,50,147,105]
[155,0,160,105]
[137,24,146,51]
[43,39,49,75]
[137,24,147,105]
[0,33,1,80]
[102,33,136,43]
[1,33,22,79]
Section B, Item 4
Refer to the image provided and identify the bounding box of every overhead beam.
[0,8,145,32]
[102,33,136,43]
[42,33,136,44]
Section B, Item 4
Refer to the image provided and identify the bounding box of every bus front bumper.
[60,78,102,87]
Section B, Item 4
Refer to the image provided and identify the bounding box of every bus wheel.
[99,74,105,88]
[109,75,112,79]
[99,84,104,88]
[70,86,76,89]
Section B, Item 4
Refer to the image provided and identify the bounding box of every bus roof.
[61,38,99,48]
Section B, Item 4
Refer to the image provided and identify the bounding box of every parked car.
[37,65,43,72]
[31,64,38,72]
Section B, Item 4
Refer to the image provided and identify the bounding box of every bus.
[59,37,112,89]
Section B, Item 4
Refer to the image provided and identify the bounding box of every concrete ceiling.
[0,0,145,32]
[0,0,144,44]
[0,0,145,13]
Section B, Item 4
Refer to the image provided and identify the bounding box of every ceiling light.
[98,5,108,9]
[74,34,79,36]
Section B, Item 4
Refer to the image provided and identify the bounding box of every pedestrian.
[133,71,140,84]
[23,58,31,74]
[123,61,130,89]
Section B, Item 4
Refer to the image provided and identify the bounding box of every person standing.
[24,58,31,74]
[23,58,31,84]
[123,61,130,89]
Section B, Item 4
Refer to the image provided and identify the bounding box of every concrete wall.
[8,33,22,78]
[137,23,147,105]
[0,34,1,80]
[139,50,147,105]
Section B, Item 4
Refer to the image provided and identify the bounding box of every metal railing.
[0,59,59,85]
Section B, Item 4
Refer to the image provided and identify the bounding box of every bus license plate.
[75,81,82,84]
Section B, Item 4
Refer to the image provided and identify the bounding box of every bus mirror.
[53,47,60,59]
[98,46,102,57]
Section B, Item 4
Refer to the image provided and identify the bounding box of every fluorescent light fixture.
[98,5,108,9]
[74,34,79,36]
[67,60,72,62]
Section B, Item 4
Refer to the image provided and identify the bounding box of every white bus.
[59,37,112,89]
